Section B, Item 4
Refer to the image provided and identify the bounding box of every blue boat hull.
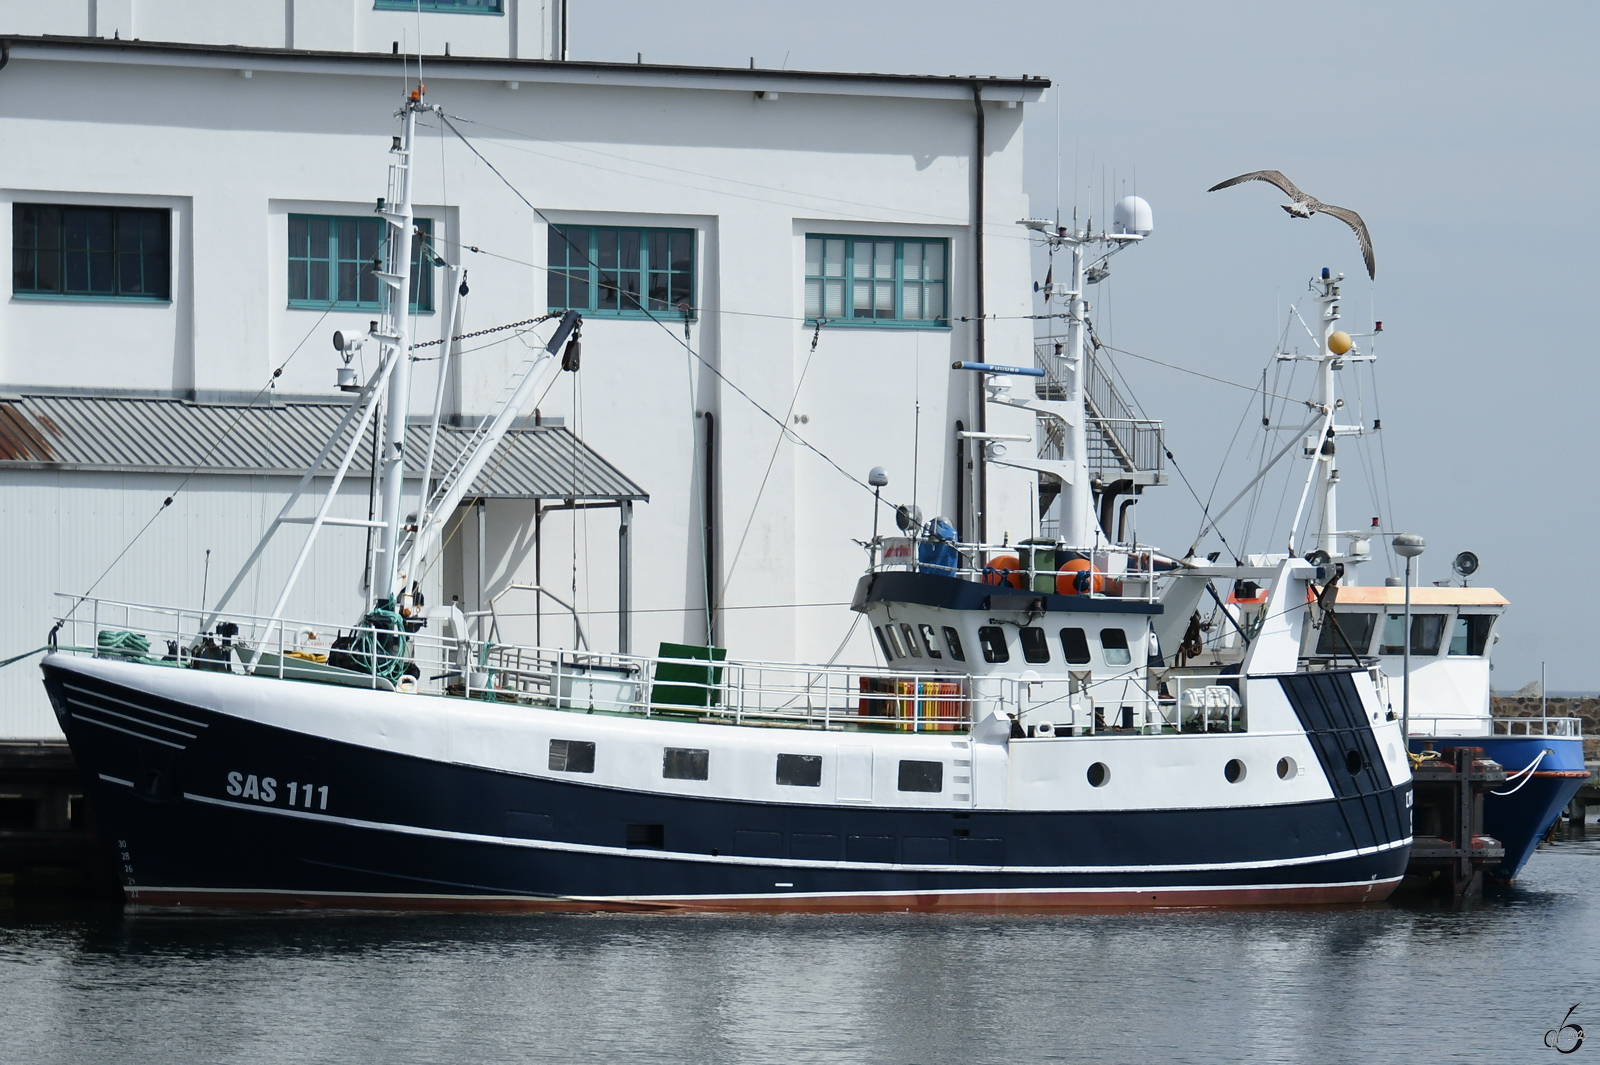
[46,661,1412,911]
[1410,734,1586,880]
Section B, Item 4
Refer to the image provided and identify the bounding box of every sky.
[568,0,1600,691]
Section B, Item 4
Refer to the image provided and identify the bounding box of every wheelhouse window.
[288,214,433,311]
[899,624,922,658]
[1315,612,1379,656]
[13,204,170,300]
[1059,628,1092,665]
[1100,628,1132,666]
[874,625,895,661]
[977,626,1009,664]
[1449,614,1496,656]
[1380,614,1448,656]
[942,626,966,662]
[1020,626,1051,664]
[804,235,948,326]
[548,224,694,317]
[917,624,943,658]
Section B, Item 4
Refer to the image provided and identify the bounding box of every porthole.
[1087,762,1110,788]
[1224,758,1246,784]
[1345,749,1363,775]
[1276,757,1297,780]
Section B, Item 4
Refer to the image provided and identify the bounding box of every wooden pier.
[1403,746,1507,897]
[0,742,117,901]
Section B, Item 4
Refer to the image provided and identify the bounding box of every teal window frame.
[288,214,433,313]
[548,224,696,319]
[805,234,949,328]
[13,203,171,301]
[374,0,502,13]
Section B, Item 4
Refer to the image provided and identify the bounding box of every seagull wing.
[1315,203,1376,279]
[1207,170,1307,201]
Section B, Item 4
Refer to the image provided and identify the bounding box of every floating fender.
[982,555,1024,589]
[1056,558,1104,596]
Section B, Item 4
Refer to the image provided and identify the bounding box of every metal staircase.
[1034,340,1166,487]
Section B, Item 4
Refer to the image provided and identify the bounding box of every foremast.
[1288,269,1376,565]
[371,89,425,609]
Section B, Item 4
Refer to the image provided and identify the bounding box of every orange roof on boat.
[1329,586,1508,607]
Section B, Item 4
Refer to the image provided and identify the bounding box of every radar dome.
[1113,195,1153,237]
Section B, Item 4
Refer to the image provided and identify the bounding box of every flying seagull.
[1208,170,1375,279]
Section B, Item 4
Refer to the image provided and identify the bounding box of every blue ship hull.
[45,659,1412,912]
[1410,734,1586,880]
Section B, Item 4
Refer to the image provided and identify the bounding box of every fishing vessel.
[1159,269,1584,881]
[39,88,1412,912]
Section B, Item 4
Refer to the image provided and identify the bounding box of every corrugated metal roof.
[0,393,647,502]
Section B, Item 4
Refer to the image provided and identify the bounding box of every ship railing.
[870,539,1167,603]
[1491,716,1584,739]
[51,594,981,731]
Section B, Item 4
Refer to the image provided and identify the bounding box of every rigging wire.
[52,298,343,631]
[1083,319,1240,562]
[428,115,1039,239]
[435,114,875,501]
[722,318,825,594]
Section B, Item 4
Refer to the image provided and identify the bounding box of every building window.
[13,204,170,300]
[547,225,694,317]
[804,235,947,326]
[374,0,502,12]
[288,214,433,312]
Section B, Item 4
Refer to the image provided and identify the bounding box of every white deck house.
[0,7,1047,737]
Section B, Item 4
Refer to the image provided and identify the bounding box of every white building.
[0,6,1048,738]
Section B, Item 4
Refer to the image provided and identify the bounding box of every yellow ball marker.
[1328,330,1354,355]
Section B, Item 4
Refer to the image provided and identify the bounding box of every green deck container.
[652,642,727,708]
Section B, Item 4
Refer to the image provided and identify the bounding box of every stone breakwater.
[1491,696,1600,762]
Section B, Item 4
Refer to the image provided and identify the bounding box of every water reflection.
[4,849,1599,1065]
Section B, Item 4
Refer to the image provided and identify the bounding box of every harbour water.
[5,840,1600,1064]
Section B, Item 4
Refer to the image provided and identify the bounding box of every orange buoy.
[1056,558,1104,596]
[982,555,1025,588]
